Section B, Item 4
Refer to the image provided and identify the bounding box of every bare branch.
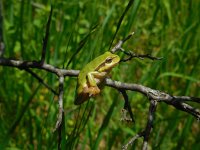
[105,79,200,103]
[0,56,199,120]
[165,101,200,120]
[105,78,200,120]
[172,96,200,103]
[0,57,79,77]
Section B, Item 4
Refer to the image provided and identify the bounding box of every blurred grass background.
[0,0,199,149]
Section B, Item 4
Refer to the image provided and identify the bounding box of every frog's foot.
[83,86,100,97]
[89,86,100,97]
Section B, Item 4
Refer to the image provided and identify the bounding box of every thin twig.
[109,0,135,50]
[111,32,135,53]
[120,53,163,62]
[66,24,99,68]
[110,31,162,62]
[142,100,157,150]
[40,7,53,64]
[122,131,145,150]
[24,68,58,95]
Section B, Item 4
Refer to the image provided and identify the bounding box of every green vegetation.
[0,0,199,149]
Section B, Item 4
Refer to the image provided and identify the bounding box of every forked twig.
[111,32,162,62]
[120,53,163,62]
[122,100,157,150]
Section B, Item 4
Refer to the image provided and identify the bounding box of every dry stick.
[165,100,200,120]
[172,96,200,103]
[105,79,200,120]
[120,53,163,62]
[0,57,199,119]
[142,100,157,150]
[0,58,79,77]
[54,76,64,131]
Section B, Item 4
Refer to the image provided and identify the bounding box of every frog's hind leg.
[83,86,100,97]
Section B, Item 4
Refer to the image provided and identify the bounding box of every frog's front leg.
[88,71,107,85]
[85,71,107,96]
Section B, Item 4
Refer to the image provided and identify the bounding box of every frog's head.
[97,52,120,72]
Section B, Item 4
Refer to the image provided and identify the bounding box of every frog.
[74,51,120,105]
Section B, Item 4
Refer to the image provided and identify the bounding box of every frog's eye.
[105,57,113,64]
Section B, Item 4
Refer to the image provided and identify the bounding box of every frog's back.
[77,53,109,85]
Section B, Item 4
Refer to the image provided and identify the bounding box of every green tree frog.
[74,51,120,105]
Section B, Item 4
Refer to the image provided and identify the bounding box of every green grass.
[0,0,199,149]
